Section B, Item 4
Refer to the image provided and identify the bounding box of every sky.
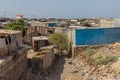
[0,0,120,18]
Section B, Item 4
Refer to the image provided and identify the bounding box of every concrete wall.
[0,47,27,80]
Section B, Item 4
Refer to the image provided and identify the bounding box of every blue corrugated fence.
[75,27,120,46]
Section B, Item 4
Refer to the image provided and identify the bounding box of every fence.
[73,27,120,46]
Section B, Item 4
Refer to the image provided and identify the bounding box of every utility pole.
[4,11,6,19]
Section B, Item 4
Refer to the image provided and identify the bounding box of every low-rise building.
[16,14,23,19]
[27,21,48,27]
[55,27,67,35]
[32,36,49,51]
[0,29,27,80]
[99,18,114,28]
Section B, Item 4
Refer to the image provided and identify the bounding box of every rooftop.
[32,36,48,41]
[0,29,21,35]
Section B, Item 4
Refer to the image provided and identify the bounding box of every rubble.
[72,42,120,80]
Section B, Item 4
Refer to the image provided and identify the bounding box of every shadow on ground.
[44,56,66,80]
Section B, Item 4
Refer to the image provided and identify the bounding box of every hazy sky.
[0,0,120,18]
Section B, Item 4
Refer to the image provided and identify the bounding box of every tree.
[48,33,68,55]
[80,22,92,27]
[6,19,26,36]
[80,18,87,22]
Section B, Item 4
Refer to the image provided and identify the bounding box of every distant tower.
[16,14,23,19]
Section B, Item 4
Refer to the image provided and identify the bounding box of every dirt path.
[44,57,83,80]
[20,57,83,80]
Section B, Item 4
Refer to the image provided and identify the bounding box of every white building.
[16,14,23,19]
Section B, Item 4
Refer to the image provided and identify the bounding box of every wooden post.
[32,38,35,51]
[72,45,76,58]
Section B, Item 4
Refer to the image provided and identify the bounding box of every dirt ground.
[43,57,83,80]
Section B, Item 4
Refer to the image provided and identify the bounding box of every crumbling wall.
[33,51,55,74]
[28,46,55,74]
[0,48,27,80]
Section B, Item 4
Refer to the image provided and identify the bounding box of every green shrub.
[82,48,96,58]
[93,54,103,60]
[48,33,68,55]
[97,55,118,65]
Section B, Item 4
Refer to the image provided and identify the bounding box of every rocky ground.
[72,57,120,80]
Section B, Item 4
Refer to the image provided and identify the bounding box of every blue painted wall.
[74,27,120,46]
